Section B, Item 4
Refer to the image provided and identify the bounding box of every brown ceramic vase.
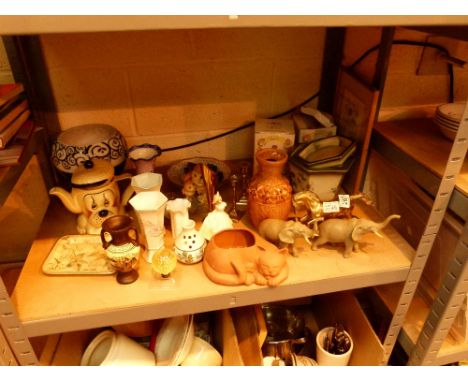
[247,148,292,228]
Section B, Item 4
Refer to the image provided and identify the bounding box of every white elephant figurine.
[258,218,321,257]
[312,214,401,257]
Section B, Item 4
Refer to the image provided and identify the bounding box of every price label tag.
[338,194,351,208]
[322,201,340,213]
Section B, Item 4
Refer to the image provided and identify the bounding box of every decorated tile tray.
[42,235,115,275]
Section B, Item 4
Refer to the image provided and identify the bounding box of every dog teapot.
[49,159,131,234]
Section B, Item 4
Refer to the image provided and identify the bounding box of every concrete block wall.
[40,27,326,165]
[39,26,468,166]
[343,27,468,120]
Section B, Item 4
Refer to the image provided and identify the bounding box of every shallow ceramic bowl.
[291,136,357,170]
[50,124,127,174]
[155,315,194,366]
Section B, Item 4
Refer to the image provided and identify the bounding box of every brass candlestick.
[236,162,249,211]
[229,174,240,222]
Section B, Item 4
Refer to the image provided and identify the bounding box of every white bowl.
[181,336,222,366]
[155,315,194,366]
[434,115,459,130]
[436,102,464,122]
[80,329,155,366]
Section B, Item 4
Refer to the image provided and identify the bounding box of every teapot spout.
[49,187,81,214]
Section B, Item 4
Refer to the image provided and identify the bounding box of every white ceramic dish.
[291,354,318,366]
[436,102,464,122]
[155,315,194,366]
[42,235,115,275]
[181,336,222,366]
[81,329,156,366]
[434,115,460,129]
[167,157,231,186]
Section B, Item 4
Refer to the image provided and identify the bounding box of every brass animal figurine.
[292,190,372,224]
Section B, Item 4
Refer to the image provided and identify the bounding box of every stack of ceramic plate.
[434,103,464,141]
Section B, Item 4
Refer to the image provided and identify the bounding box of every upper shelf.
[12,199,413,338]
[373,118,468,221]
[0,15,467,35]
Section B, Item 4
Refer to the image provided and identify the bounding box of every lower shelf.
[375,283,468,365]
[38,290,386,366]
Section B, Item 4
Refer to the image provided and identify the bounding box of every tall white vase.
[166,198,191,240]
[129,191,168,263]
[131,172,163,193]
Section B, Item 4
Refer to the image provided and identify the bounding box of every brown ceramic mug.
[100,215,139,249]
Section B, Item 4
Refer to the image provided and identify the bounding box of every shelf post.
[381,102,468,365]
[408,220,468,365]
[0,277,38,365]
[407,103,468,365]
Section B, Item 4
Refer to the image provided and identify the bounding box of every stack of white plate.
[434,102,464,141]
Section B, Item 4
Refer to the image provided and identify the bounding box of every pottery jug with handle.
[100,215,141,284]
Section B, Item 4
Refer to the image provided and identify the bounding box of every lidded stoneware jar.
[247,148,292,228]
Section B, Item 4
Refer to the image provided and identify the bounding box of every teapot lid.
[71,159,114,188]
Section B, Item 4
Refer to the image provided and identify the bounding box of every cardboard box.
[253,118,295,173]
[293,112,337,143]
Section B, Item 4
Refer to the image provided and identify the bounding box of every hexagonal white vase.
[129,191,168,262]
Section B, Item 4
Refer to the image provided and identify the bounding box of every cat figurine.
[202,228,289,287]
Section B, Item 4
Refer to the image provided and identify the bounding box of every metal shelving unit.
[374,103,468,365]
[0,18,467,366]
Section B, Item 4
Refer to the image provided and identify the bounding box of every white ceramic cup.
[181,336,222,366]
[80,329,156,366]
[315,326,353,366]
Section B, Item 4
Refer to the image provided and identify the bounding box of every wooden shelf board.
[0,16,467,35]
[375,118,468,199]
[375,283,468,365]
[12,199,413,338]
